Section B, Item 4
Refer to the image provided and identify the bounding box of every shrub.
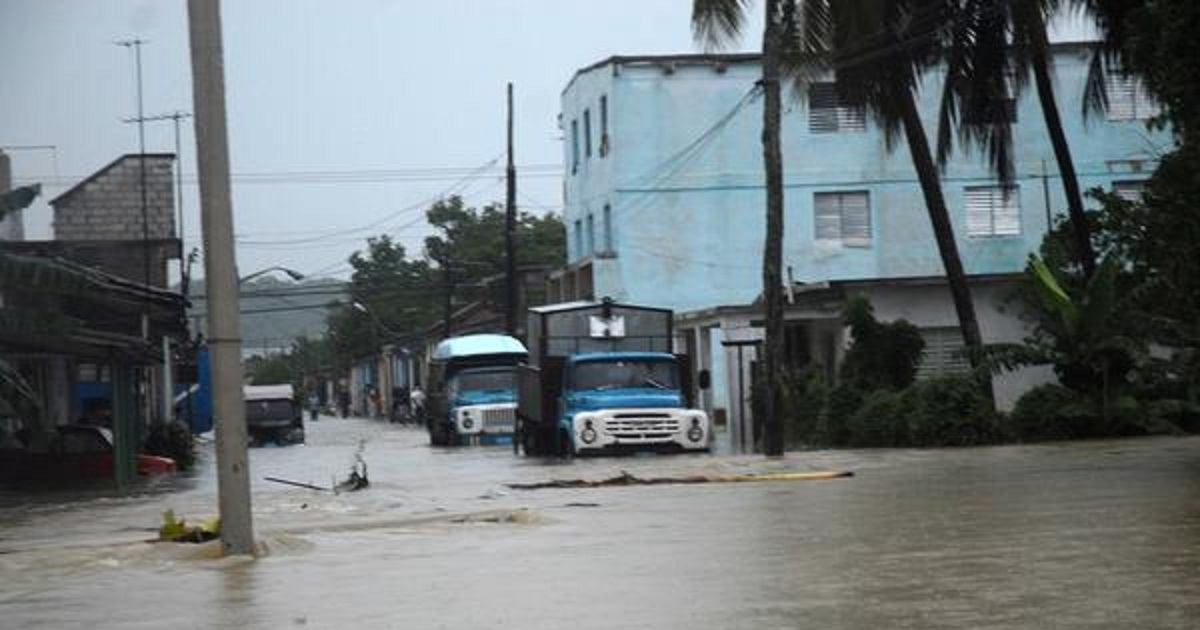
[840,296,926,391]
[1008,384,1097,442]
[904,375,999,446]
[781,367,829,448]
[821,383,864,447]
[144,421,195,470]
[845,389,913,447]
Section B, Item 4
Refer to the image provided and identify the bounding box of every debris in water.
[335,452,369,493]
[507,469,853,490]
[264,477,328,491]
[158,509,220,543]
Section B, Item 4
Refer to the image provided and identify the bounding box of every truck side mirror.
[698,369,711,390]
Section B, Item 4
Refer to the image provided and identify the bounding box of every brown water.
[2,418,1198,629]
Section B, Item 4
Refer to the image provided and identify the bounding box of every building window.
[602,204,613,252]
[599,95,609,157]
[571,119,580,174]
[573,219,583,258]
[809,82,866,133]
[583,109,592,158]
[586,213,595,253]
[813,191,871,247]
[1113,180,1148,202]
[917,328,970,379]
[965,185,1021,237]
[1105,70,1159,121]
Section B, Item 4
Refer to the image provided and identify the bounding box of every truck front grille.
[480,407,515,432]
[604,413,680,441]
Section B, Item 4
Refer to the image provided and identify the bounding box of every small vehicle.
[0,424,176,482]
[427,334,528,446]
[517,299,711,456]
[244,384,305,446]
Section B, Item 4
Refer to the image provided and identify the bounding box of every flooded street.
[2,418,1199,629]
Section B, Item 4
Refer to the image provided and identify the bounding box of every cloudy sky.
[0,0,762,279]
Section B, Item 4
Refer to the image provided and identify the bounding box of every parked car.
[50,425,177,477]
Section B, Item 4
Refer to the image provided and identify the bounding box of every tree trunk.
[760,0,786,456]
[1029,11,1097,279]
[897,90,994,402]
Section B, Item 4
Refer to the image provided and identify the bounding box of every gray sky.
[0,0,760,280]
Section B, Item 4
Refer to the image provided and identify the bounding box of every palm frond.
[692,0,753,51]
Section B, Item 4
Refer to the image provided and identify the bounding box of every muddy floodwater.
[2,418,1198,629]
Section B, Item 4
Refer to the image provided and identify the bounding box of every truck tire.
[557,428,575,458]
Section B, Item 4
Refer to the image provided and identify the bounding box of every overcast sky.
[0,0,762,280]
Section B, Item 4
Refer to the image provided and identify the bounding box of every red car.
[46,425,177,479]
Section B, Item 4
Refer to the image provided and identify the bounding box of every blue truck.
[426,334,528,446]
[516,299,711,456]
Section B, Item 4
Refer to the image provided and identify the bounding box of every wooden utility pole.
[187,0,255,556]
[505,83,518,336]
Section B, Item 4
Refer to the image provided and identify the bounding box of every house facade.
[557,46,1169,450]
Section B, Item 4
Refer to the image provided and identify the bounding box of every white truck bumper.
[571,408,710,452]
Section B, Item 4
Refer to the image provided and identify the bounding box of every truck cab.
[427,334,527,446]
[561,352,709,454]
[243,384,305,446]
[517,299,711,456]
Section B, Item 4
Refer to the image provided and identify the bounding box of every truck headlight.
[581,427,597,444]
[687,418,704,442]
[462,414,474,430]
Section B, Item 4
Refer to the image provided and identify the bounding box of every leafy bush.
[845,389,913,447]
[904,375,999,446]
[1008,384,1097,442]
[840,296,926,391]
[781,368,829,448]
[821,383,864,447]
[144,421,195,470]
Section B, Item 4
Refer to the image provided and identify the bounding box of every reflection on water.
[1,418,1198,629]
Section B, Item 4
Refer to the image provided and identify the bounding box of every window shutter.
[813,192,841,240]
[840,192,871,247]
[1113,180,1147,202]
[993,187,1021,236]
[917,328,970,379]
[809,83,839,133]
[965,187,995,236]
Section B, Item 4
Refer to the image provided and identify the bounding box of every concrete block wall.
[52,155,175,242]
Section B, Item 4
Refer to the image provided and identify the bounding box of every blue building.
[554,46,1169,448]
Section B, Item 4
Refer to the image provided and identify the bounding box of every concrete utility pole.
[504,82,518,336]
[187,0,255,556]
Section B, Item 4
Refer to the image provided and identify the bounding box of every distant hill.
[187,276,346,354]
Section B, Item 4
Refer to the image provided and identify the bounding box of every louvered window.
[1105,71,1159,121]
[965,185,1021,237]
[1113,180,1147,202]
[809,82,866,133]
[917,328,971,379]
[814,191,871,247]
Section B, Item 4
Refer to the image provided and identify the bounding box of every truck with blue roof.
[516,299,711,456]
[425,333,528,446]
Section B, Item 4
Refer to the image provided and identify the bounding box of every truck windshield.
[453,369,516,392]
[572,359,679,391]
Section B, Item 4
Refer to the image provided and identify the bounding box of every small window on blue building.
[1104,69,1159,121]
[602,204,613,252]
[814,191,871,247]
[599,95,609,157]
[584,109,592,158]
[586,213,595,253]
[809,83,866,133]
[574,218,583,258]
[571,119,580,174]
[1112,180,1148,202]
[965,185,1021,237]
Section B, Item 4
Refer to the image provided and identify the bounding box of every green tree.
[937,0,1099,278]
[810,0,992,398]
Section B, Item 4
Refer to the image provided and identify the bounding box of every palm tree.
[814,0,992,396]
[937,0,1098,279]
[693,0,789,455]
